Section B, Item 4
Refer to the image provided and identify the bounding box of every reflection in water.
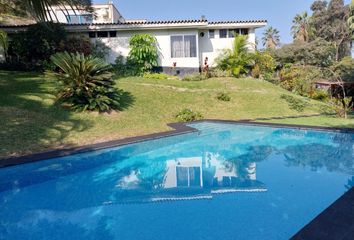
[113,152,267,204]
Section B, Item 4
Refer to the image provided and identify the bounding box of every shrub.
[331,57,354,82]
[216,92,231,101]
[175,109,203,122]
[279,65,321,96]
[215,35,254,77]
[8,22,67,69]
[310,89,329,101]
[209,68,230,77]
[127,34,158,75]
[46,52,123,112]
[327,97,353,118]
[182,73,208,81]
[143,72,177,80]
[280,94,308,112]
[58,35,92,56]
[252,51,276,79]
[113,55,128,76]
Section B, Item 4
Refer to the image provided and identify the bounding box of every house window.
[171,35,197,58]
[228,29,238,38]
[88,32,96,38]
[97,31,108,38]
[209,30,215,38]
[240,28,249,35]
[219,29,227,38]
[109,31,117,37]
[65,14,93,24]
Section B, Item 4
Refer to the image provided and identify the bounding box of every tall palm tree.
[262,27,280,49]
[216,35,254,77]
[291,12,312,43]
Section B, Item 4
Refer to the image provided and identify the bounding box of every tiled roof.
[0,19,267,28]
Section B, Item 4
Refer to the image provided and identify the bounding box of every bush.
[209,68,230,77]
[272,38,335,67]
[216,92,231,101]
[280,94,308,112]
[331,57,354,82]
[58,35,92,56]
[46,52,123,112]
[113,55,128,76]
[279,65,322,96]
[252,51,276,79]
[143,72,177,80]
[310,89,329,101]
[182,73,209,81]
[215,35,254,77]
[8,22,67,69]
[127,34,158,75]
[327,97,353,118]
[175,109,203,122]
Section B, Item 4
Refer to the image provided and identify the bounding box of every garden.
[0,0,353,158]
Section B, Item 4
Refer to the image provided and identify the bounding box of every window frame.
[97,31,108,38]
[209,30,215,39]
[170,34,198,59]
[219,29,228,38]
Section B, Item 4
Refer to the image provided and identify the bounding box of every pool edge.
[1,119,353,168]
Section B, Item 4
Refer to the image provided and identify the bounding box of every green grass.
[0,71,352,158]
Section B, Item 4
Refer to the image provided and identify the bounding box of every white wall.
[93,29,200,68]
[199,28,256,67]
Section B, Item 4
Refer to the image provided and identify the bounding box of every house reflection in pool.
[114,153,267,204]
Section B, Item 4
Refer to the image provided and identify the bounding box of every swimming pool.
[0,122,353,239]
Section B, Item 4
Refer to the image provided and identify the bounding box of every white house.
[0,2,267,75]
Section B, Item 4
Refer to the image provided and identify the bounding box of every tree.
[262,27,280,49]
[216,35,254,77]
[127,34,158,75]
[349,0,354,36]
[310,0,351,61]
[291,12,312,42]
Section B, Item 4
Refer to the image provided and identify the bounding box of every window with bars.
[209,30,215,38]
[171,35,197,58]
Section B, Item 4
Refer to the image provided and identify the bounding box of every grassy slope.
[0,71,352,158]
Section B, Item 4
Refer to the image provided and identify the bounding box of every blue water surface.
[0,122,353,240]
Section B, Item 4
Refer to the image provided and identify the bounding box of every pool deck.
[1,119,353,239]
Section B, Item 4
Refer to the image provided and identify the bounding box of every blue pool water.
[0,122,353,240]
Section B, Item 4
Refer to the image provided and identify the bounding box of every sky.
[94,0,351,45]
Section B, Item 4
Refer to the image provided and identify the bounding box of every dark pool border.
[0,119,353,238]
[1,119,354,168]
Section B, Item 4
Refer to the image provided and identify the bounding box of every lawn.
[0,71,353,158]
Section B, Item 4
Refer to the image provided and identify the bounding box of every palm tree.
[262,27,280,49]
[291,12,312,42]
[216,35,254,77]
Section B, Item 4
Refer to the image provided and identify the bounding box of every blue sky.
[94,0,351,45]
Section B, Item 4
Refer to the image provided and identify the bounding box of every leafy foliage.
[291,12,313,42]
[280,94,308,112]
[328,97,353,118]
[127,34,158,75]
[331,56,354,82]
[216,92,231,101]
[175,108,203,122]
[58,35,92,56]
[216,35,254,77]
[182,73,209,81]
[46,52,123,112]
[0,30,8,58]
[91,40,110,59]
[262,27,280,49]
[272,38,336,67]
[310,0,351,61]
[251,51,276,79]
[143,72,177,80]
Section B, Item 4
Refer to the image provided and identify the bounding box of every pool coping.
[0,119,353,239]
[1,119,354,168]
